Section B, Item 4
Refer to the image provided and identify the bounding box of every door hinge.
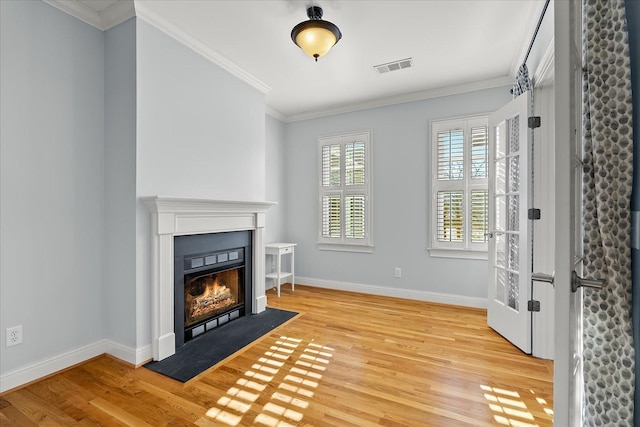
[528,116,541,128]
[528,300,541,312]
[528,208,541,220]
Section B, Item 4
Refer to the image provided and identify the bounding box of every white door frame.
[552,0,580,424]
[531,46,556,360]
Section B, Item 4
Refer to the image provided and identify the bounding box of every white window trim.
[429,115,489,260]
[428,248,488,260]
[317,130,373,253]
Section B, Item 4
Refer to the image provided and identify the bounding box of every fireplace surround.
[174,230,252,347]
[143,197,275,361]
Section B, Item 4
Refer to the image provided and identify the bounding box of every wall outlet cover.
[6,325,23,347]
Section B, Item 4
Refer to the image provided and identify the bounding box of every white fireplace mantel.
[143,196,276,361]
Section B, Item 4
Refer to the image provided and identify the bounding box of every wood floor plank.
[1,388,80,425]
[25,375,102,426]
[0,402,40,427]
[88,398,156,427]
[1,285,553,426]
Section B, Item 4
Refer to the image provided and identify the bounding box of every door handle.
[532,272,555,285]
[485,230,505,239]
[571,271,605,292]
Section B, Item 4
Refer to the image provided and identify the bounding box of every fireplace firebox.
[174,231,252,347]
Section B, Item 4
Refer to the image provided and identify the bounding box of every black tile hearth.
[144,308,298,382]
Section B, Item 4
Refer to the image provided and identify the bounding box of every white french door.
[554,1,585,424]
[487,92,532,354]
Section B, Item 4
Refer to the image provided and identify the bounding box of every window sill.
[428,248,488,260]
[318,243,374,253]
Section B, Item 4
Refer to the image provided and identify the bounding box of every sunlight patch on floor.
[254,413,296,427]
[252,363,280,375]
[271,391,310,409]
[204,336,334,426]
[236,378,266,392]
[204,407,243,426]
[295,359,327,371]
[278,381,315,398]
[481,384,552,427]
[536,396,554,416]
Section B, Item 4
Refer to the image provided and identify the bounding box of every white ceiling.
[50,0,545,121]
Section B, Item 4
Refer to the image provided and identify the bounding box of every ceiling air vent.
[374,58,413,74]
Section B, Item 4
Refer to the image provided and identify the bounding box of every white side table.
[265,243,296,297]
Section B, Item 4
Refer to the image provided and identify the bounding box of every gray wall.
[0,1,105,373]
[104,18,137,347]
[0,2,270,380]
[284,87,511,299]
[135,20,266,201]
[134,19,268,347]
[265,115,287,243]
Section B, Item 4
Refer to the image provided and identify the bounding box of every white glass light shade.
[295,27,338,60]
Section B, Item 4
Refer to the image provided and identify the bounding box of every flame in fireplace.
[185,273,237,327]
[199,277,225,300]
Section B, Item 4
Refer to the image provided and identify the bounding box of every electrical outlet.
[395,268,402,278]
[6,325,23,347]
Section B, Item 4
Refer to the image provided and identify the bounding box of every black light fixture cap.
[306,6,323,20]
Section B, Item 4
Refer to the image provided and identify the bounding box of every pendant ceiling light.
[291,6,342,62]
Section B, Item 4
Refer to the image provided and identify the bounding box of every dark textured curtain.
[582,0,635,424]
[623,0,639,425]
[512,64,532,97]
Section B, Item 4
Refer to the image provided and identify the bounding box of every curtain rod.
[521,0,551,67]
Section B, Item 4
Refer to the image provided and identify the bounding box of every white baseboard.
[104,339,152,366]
[0,340,106,393]
[296,276,487,309]
[0,339,153,393]
[255,295,267,313]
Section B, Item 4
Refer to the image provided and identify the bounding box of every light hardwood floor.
[0,285,553,426]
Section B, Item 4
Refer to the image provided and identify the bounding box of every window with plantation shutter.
[430,116,488,259]
[471,190,489,243]
[318,131,373,252]
[437,191,464,243]
[322,194,341,238]
[437,129,464,181]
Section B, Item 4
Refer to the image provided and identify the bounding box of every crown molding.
[265,105,287,122]
[532,37,555,88]
[279,76,513,123]
[509,0,549,77]
[42,0,134,31]
[134,2,270,95]
[100,0,135,30]
[41,0,269,94]
[42,0,101,29]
